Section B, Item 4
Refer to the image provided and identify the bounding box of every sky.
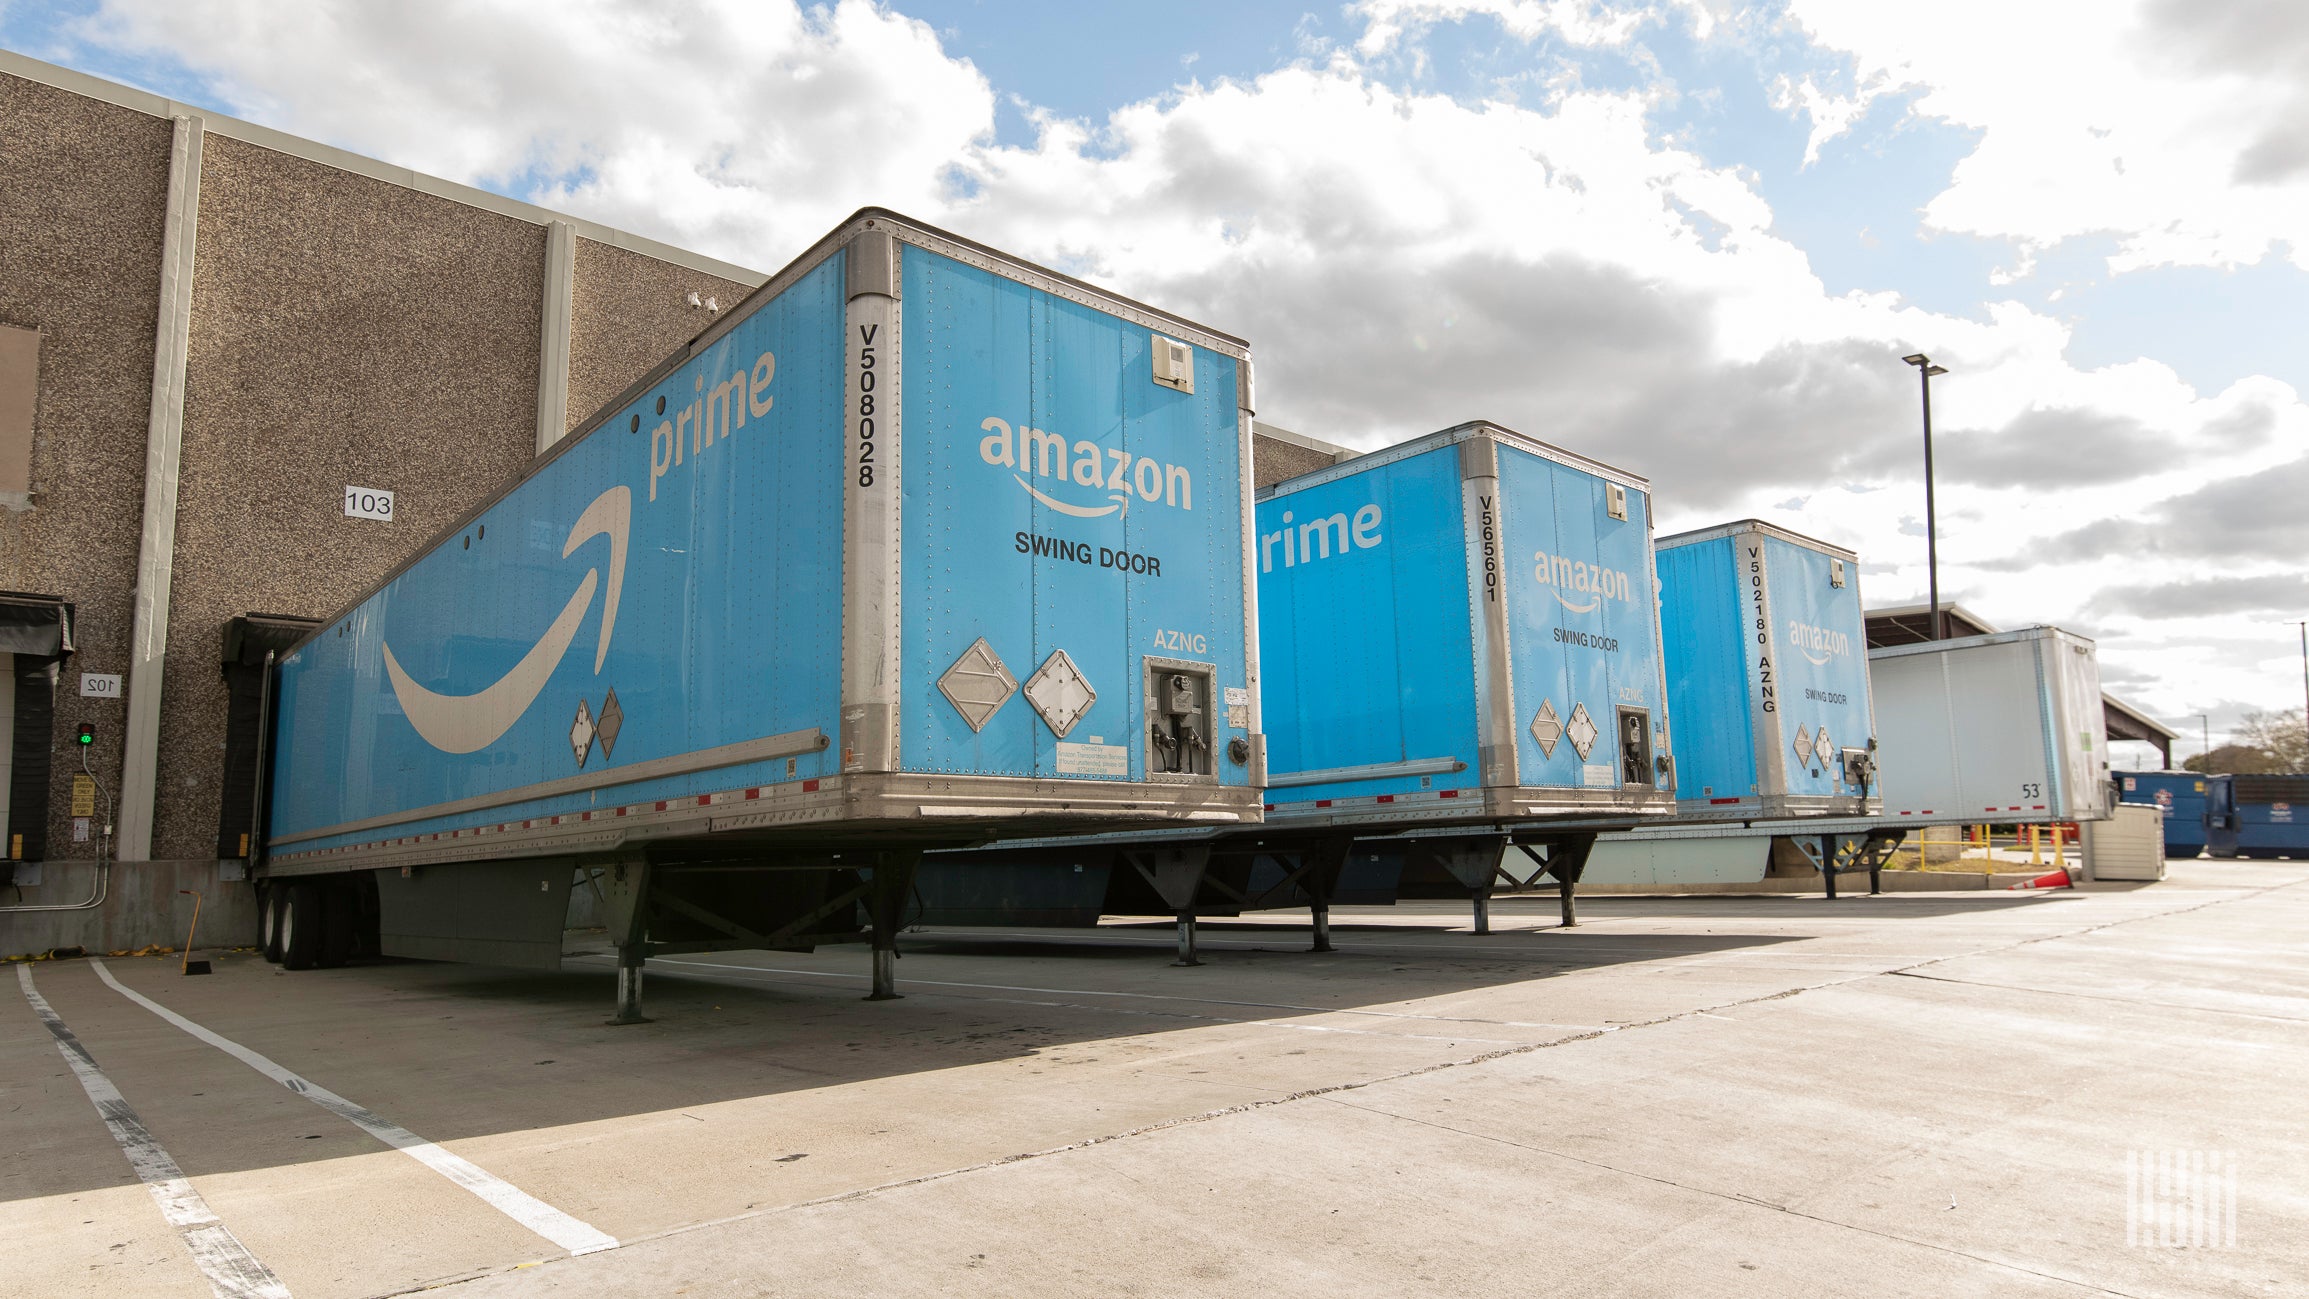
[5,0,2307,765]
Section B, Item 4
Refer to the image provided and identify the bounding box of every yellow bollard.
[2052,823,2065,870]
[2029,824,2042,866]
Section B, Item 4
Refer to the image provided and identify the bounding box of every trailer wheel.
[259,886,286,963]
[280,883,322,970]
[317,883,357,969]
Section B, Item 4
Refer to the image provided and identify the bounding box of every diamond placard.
[596,687,624,758]
[1814,727,1833,765]
[1023,649,1096,739]
[1566,702,1598,761]
[1793,724,1813,767]
[1530,699,1563,758]
[938,637,1018,732]
[570,698,596,769]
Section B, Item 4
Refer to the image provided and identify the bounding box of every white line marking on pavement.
[17,964,294,1299]
[89,959,617,1257]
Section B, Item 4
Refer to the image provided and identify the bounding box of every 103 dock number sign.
[345,485,395,521]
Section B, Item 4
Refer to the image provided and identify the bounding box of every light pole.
[2295,620,2308,762]
[1902,353,1949,640]
[2200,714,2210,769]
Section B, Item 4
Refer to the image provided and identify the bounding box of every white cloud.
[1768,70,1891,167]
[1353,0,1648,56]
[1784,0,2309,274]
[60,0,2309,729]
[74,0,996,264]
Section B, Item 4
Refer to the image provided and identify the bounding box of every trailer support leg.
[1124,845,1212,968]
[600,853,653,1025]
[1821,835,1839,900]
[866,850,920,1002]
[610,948,649,1026]
[1305,833,1352,954]
[1418,835,1510,937]
[1551,836,1592,928]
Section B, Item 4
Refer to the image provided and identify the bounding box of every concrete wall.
[567,238,752,435]
[0,58,768,957]
[1252,433,1336,489]
[1,859,259,955]
[153,137,548,862]
[0,74,174,863]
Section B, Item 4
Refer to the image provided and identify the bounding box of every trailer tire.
[259,886,286,963]
[317,884,356,969]
[281,883,322,970]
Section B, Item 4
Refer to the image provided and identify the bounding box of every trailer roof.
[1654,517,1859,560]
[1255,419,1651,499]
[283,208,1254,658]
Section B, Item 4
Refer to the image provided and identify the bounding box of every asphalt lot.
[6,861,2303,1298]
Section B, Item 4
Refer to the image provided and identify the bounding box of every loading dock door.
[217,613,322,859]
[0,593,71,863]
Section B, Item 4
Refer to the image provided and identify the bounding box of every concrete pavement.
[4,862,2301,1297]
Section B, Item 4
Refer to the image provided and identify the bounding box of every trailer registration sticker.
[1055,741,1128,777]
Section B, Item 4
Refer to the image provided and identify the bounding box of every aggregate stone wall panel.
[1252,434,1337,489]
[0,72,174,861]
[567,237,754,434]
[153,134,547,860]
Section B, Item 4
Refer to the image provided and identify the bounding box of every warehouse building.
[0,51,764,952]
[1,49,1328,956]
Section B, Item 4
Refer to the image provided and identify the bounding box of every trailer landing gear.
[865,851,919,1002]
[1795,830,1907,898]
[595,847,925,1022]
[610,948,650,1026]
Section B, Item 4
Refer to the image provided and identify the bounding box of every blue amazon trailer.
[1255,422,1675,828]
[920,421,1679,955]
[1654,520,1879,820]
[251,210,1263,1016]
[2117,771,2211,857]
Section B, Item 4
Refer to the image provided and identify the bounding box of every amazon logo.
[1532,549,1634,615]
[977,416,1193,519]
[380,485,630,755]
[1787,619,1852,666]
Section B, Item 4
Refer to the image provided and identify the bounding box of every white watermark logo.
[2126,1150,2236,1248]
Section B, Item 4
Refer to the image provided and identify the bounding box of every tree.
[2236,708,2307,771]
[2183,743,2282,774]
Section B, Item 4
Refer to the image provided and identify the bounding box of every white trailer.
[1581,626,2111,895]
[1869,626,2109,826]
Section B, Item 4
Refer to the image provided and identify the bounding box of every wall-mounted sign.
[344,486,395,521]
[79,672,122,698]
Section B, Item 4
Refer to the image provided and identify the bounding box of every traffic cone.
[2009,868,2074,891]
